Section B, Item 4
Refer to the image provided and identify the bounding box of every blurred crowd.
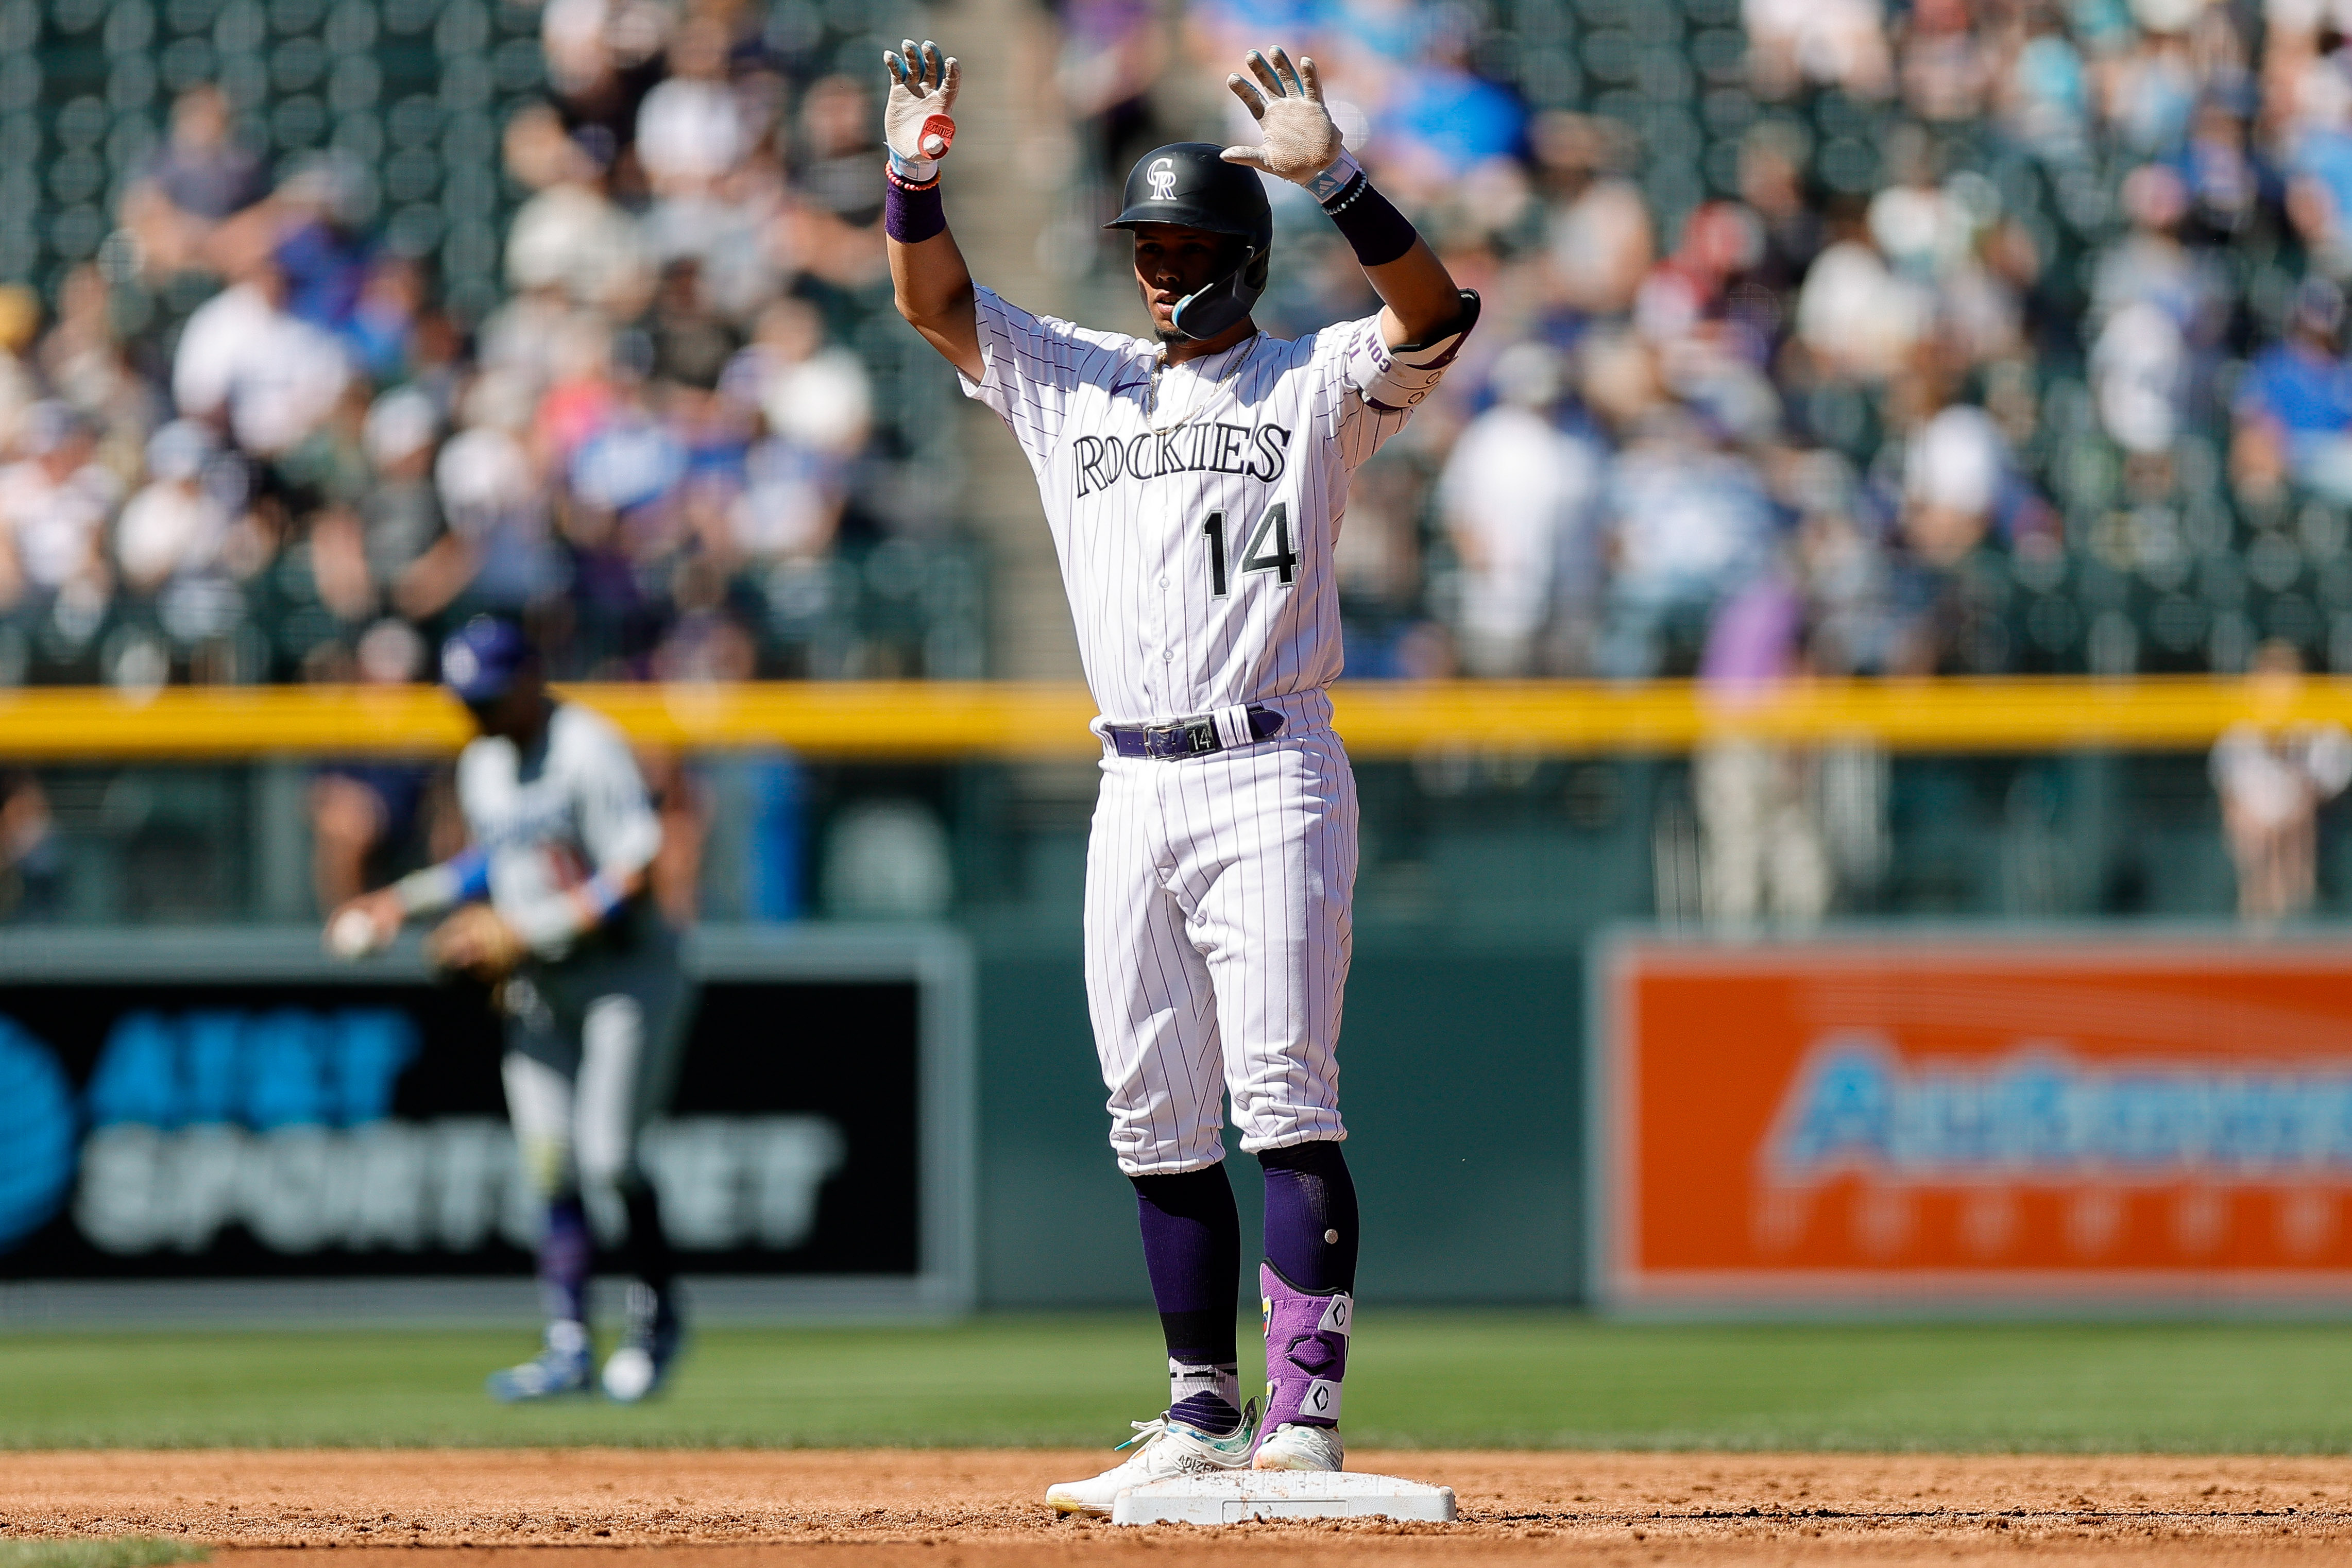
[13,0,2351,697]
[6,0,2352,919]
[1028,0,2352,922]
[0,0,990,916]
[1054,0,2352,685]
[0,5,976,699]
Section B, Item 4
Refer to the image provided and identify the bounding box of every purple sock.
[539,1194,591,1326]
[1259,1140,1358,1292]
[1132,1164,1241,1434]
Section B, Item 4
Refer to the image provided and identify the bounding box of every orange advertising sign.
[1596,935,2352,1308]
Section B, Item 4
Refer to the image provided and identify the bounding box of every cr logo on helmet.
[1147,158,1178,200]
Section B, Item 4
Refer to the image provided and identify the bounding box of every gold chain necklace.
[1144,334,1262,434]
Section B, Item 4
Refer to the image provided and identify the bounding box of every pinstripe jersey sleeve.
[958,285,1141,473]
[1300,312,1420,472]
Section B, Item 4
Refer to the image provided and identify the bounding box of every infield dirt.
[8,1449,2352,1564]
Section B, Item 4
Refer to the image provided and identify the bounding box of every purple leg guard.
[1259,1259,1351,1435]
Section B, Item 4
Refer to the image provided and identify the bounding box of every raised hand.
[1220,47,1344,186]
[883,38,960,172]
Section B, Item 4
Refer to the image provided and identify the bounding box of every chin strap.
[1170,243,1270,342]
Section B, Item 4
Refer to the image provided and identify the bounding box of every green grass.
[8,1315,2352,1452]
[0,1540,207,1568]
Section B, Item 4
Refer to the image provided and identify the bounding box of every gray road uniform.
[454,700,690,1206]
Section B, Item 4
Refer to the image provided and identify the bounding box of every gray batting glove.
[882,38,960,181]
[1221,47,1345,187]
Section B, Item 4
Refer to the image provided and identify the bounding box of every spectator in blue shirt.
[2234,276,2352,505]
[1374,6,1523,189]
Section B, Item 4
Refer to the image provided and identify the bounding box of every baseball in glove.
[424,904,530,981]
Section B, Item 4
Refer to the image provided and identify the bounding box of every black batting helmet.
[1105,142,1272,342]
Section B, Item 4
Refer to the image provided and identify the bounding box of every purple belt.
[1104,706,1286,760]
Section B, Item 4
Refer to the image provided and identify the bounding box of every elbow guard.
[1345,290,1481,413]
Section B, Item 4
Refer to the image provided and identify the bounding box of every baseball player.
[327,616,692,1404]
[880,41,1475,1506]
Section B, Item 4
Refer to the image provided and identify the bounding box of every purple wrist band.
[1322,172,1417,268]
[884,173,945,243]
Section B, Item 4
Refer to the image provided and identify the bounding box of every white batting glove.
[1220,47,1357,202]
[882,38,960,183]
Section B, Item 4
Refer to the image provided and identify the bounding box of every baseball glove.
[424,904,530,981]
[1221,48,1344,186]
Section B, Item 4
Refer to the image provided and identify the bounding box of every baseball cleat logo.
[1148,158,1179,200]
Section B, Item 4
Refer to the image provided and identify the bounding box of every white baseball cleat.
[601,1282,684,1403]
[1252,1422,1344,1471]
[1045,1401,1260,1515]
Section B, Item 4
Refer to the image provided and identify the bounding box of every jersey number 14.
[1202,502,1299,598]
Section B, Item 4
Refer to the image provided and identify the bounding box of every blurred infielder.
[327,617,691,1404]
[880,40,1475,1507]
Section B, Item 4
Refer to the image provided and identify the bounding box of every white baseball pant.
[1083,729,1358,1176]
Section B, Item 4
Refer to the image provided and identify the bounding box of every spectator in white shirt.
[1438,343,1604,676]
[116,419,230,595]
[503,106,653,314]
[635,16,745,194]
[172,258,352,458]
[2212,640,2352,922]
[0,401,120,611]
[717,299,870,566]
[732,297,871,456]
[1902,403,2007,567]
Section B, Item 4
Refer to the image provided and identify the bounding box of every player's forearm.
[534,864,647,949]
[888,227,971,317]
[887,223,983,377]
[574,861,650,930]
[486,863,650,963]
[1309,156,1464,345]
[1363,237,1464,346]
[390,846,489,918]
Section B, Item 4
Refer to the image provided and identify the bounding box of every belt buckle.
[1135,717,1221,759]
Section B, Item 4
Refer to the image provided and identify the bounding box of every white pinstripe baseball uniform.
[959,286,1422,1176]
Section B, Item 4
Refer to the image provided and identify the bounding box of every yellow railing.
[0,676,2347,759]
